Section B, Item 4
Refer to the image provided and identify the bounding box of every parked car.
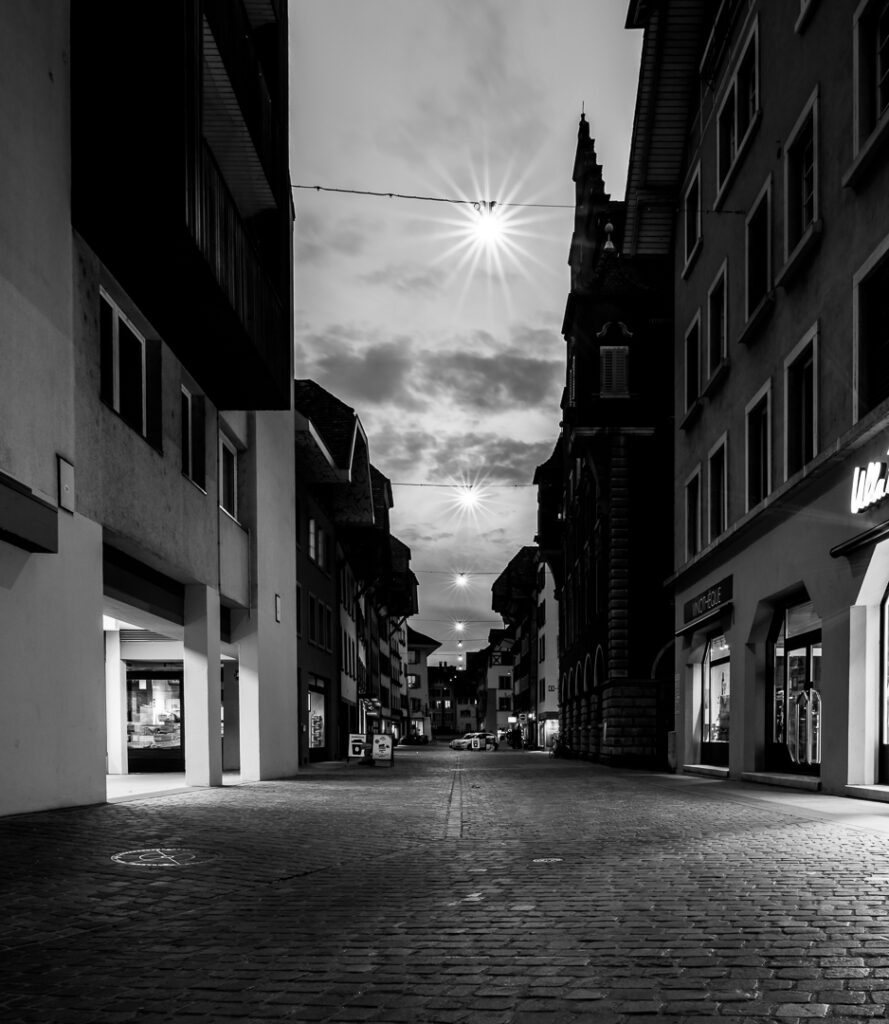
[449,731,499,751]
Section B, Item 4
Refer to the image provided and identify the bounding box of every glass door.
[701,635,730,766]
[126,671,184,772]
[880,590,889,783]
[768,601,821,775]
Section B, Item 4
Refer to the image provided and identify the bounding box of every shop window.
[219,434,238,519]
[708,437,728,542]
[785,326,818,478]
[684,313,701,416]
[307,593,317,644]
[880,586,889,782]
[180,386,206,489]
[126,673,183,771]
[683,164,702,271]
[308,685,326,751]
[685,467,702,559]
[746,179,771,319]
[701,635,731,758]
[707,263,728,381]
[296,584,303,637]
[855,242,889,418]
[770,600,822,769]
[745,383,771,511]
[99,290,162,449]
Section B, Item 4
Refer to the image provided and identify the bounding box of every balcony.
[71,0,291,411]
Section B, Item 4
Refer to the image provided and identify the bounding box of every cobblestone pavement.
[6,749,889,1023]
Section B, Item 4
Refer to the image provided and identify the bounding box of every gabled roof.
[407,626,441,652]
[293,379,358,470]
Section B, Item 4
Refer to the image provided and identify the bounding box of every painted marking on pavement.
[111,847,215,867]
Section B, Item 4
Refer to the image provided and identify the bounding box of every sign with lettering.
[851,454,889,513]
[683,576,733,625]
[372,734,394,763]
[348,734,367,758]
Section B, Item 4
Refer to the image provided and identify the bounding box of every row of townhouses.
[498,0,889,801]
[0,2,432,818]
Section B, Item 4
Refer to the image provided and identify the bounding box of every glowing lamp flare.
[454,620,466,633]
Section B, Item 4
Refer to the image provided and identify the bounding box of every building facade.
[534,109,675,767]
[1,1,298,816]
[628,0,889,798]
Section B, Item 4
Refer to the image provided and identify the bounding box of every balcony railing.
[190,141,285,367]
[203,0,286,198]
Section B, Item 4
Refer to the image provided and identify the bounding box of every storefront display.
[308,684,326,758]
[126,672,184,772]
[701,635,730,765]
[769,601,821,773]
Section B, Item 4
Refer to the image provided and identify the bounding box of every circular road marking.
[111,847,215,867]
[532,857,564,863]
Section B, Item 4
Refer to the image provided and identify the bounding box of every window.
[407,674,420,689]
[297,585,303,637]
[308,518,317,562]
[716,23,759,194]
[683,164,702,269]
[702,635,731,748]
[538,634,546,663]
[707,263,728,379]
[854,0,889,154]
[785,90,818,258]
[708,436,728,542]
[180,387,206,488]
[599,346,629,397]
[99,290,161,447]
[498,697,512,711]
[771,600,822,767]
[219,434,238,519]
[325,606,333,652]
[307,594,317,644]
[785,326,818,478]
[684,313,701,414]
[855,239,889,418]
[746,384,771,511]
[685,467,702,559]
[746,179,771,318]
[498,674,511,689]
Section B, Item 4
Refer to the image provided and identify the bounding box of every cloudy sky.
[290,1,642,664]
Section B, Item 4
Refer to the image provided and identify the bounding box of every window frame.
[783,86,820,266]
[708,433,729,544]
[684,310,702,416]
[683,162,703,274]
[100,287,149,439]
[219,432,239,520]
[783,323,819,481]
[853,231,889,422]
[599,345,629,397]
[715,19,760,203]
[853,0,889,157]
[745,380,772,512]
[745,176,772,321]
[706,260,729,383]
[685,465,702,561]
[180,385,206,490]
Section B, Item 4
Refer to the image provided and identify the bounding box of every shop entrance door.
[880,591,889,783]
[126,670,184,772]
[767,603,821,775]
[700,635,730,766]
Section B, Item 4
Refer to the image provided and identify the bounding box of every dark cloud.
[422,346,562,412]
[297,333,424,409]
[427,433,555,485]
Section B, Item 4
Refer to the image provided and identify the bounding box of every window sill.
[777,219,823,290]
[738,290,776,347]
[843,109,889,192]
[703,359,730,398]
[219,505,240,526]
[183,474,208,496]
[679,398,704,432]
[681,237,703,280]
[714,110,762,210]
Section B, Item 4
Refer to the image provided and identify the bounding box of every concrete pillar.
[184,583,222,786]
[104,630,127,774]
[222,660,240,771]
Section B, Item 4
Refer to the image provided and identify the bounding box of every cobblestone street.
[6,748,889,1023]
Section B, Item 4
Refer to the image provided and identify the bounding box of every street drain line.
[444,761,464,840]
